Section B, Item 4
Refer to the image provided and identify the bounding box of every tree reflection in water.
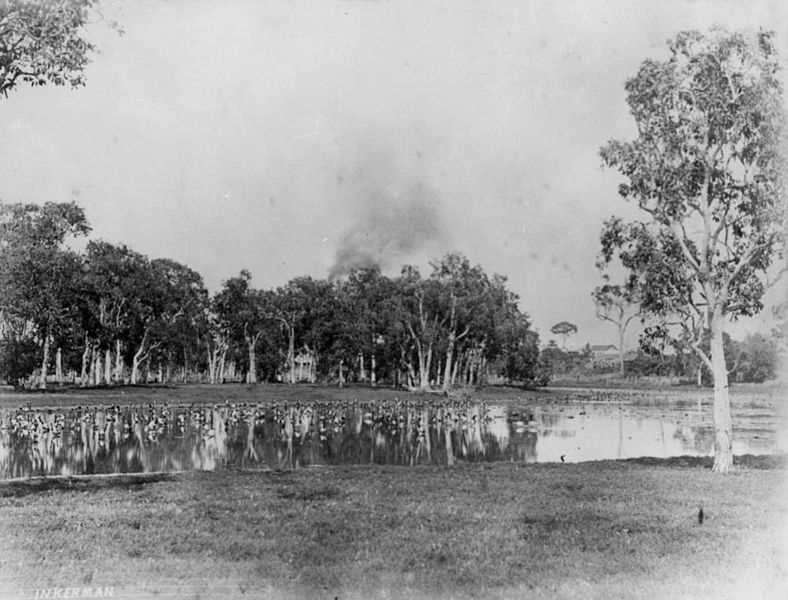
[0,400,537,478]
[5,396,773,479]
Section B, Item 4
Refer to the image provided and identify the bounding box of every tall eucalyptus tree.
[600,29,786,472]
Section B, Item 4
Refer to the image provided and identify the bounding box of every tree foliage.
[550,321,578,348]
[592,264,642,375]
[0,0,118,98]
[0,201,90,387]
[600,29,786,336]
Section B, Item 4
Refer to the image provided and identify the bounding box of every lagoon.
[1,393,784,479]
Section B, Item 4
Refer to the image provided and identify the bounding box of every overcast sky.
[1,0,786,348]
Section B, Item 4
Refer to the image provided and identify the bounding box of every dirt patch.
[0,472,176,498]
[276,482,342,501]
[614,454,787,469]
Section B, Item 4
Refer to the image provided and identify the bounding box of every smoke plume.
[328,182,443,280]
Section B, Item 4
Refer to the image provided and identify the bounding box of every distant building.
[589,344,619,365]
[623,350,639,361]
[283,350,316,383]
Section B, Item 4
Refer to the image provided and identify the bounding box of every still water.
[0,398,784,479]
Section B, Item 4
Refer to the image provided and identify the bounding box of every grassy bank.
[1,458,786,600]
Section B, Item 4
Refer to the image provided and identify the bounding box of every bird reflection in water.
[0,399,538,479]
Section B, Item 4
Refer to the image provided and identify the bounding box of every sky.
[0,0,786,349]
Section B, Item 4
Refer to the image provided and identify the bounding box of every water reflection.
[0,398,782,479]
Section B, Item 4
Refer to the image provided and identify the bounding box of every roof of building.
[590,344,618,353]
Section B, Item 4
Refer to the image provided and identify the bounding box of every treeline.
[541,333,781,385]
[0,202,543,390]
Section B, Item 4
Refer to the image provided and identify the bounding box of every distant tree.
[124,256,172,385]
[734,333,778,383]
[500,314,540,385]
[639,324,737,384]
[600,29,787,471]
[0,335,38,386]
[430,253,492,391]
[204,296,230,384]
[550,321,578,349]
[391,266,444,391]
[149,258,210,382]
[81,240,145,385]
[272,276,330,384]
[0,0,119,98]
[213,271,272,384]
[278,276,337,383]
[593,269,641,376]
[334,267,396,385]
[0,201,91,387]
[539,341,568,377]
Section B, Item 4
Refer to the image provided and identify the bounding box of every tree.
[333,267,395,386]
[81,240,144,385]
[0,0,116,98]
[273,276,337,383]
[539,341,567,378]
[429,253,490,391]
[80,241,173,386]
[204,297,230,384]
[124,254,170,385]
[149,258,210,383]
[0,201,91,387]
[392,266,447,391]
[734,333,778,383]
[213,271,271,384]
[600,29,786,472]
[592,270,641,376]
[550,321,578,349]
[500,313,541,385]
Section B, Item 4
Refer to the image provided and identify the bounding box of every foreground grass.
[1,459,786,600]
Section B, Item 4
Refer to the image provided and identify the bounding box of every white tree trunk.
[115,340,124,383]
[416,344,429,391]
[40,335,50,390]
[208,347,217,384]
[80,338,91,387]
[131,353,140,384]
[247,340,257,384]
[287,324,295,384]
[442,336,455,392]
[710,310,733,472]
[93,350,102,386]
[131,338,146,385]
[104,348,112,384]
[371,355,376,387]
[55,347,63,384]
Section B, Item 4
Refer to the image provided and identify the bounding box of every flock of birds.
[0,398,543,478]
[0,390,732,479]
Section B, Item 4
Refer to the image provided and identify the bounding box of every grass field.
[1,383,786,599]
